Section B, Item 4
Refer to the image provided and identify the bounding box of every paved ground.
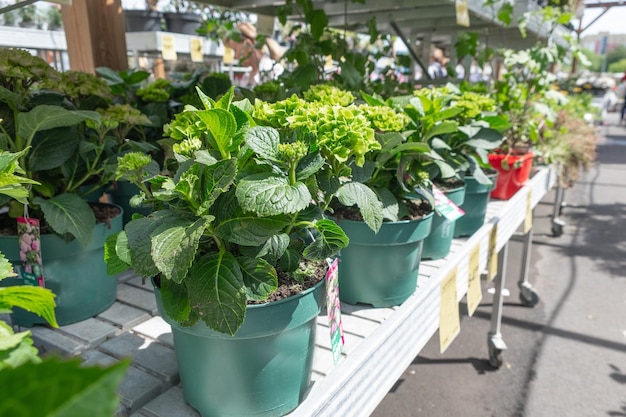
[4,112,625,417]
[372,111,626,417]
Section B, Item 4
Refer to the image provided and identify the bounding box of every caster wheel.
[489,345,503,369]
[520,288,539,307]
[552,222,563,237]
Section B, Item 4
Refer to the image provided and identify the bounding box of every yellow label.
[440,267,460,353]
[487,224,498,281]
[524,190,533,233]
[161,34,177,61]
[467,244,482,316]
[223,47,235,65]
[190,38,204,63]
[455,0,470,27]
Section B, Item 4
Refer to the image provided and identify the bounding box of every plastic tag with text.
[467,244,482,316]
[326,258,344,364]
[440,267,460,353]
[17,217,45,288]
[432,185,465,221]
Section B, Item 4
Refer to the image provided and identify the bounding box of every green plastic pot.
[454,173,498,238]
[154,278,324,417]
[0,203,123,327]
[421,184,466,260]
[337,212,433,307]
[108,180,151,224]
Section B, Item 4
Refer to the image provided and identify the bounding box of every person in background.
[621,70,626,124]
[427,48,447,79]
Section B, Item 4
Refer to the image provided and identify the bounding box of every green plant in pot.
[0,148,128,415]
[0,49,128,326]
[105,87,351,417]
[255,84,438,307]
[411,85,507,238]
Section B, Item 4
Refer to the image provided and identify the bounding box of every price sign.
[223,47,235,65]
[455,0,470,27]
[190,38,203,63]
[487,224,498,281]
[524,190,533,233]
[440,267,460,353]
[467,244,482,316]
[161,34,177,61]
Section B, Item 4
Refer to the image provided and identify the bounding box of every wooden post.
[61,0,128,73]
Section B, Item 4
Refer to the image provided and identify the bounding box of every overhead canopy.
[195,0,572,53]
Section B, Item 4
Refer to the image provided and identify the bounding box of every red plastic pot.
[488,152,534,200]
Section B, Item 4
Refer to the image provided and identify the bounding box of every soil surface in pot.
[331,199,432,222]
[154,259,327,305]
[433,177,465,193]
[0,203,121,235]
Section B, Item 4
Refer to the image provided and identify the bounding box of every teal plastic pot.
[454,173,498,238]
[0,203,123,327]
[108,181,151,224]
[337,212,433,307]
[421,184,466,260]
[155,278,324,417]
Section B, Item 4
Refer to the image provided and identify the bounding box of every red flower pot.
[488,152,534,200]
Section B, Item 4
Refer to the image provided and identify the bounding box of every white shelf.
[290,166,556,417]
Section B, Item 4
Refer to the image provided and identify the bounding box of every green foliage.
[0,48,152,244]
[608,58,626,73]
[108,88,350,335]
[0,357,129,417]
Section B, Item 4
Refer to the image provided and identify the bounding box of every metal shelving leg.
[518,218,539,307]
[488,243,509,369]
[552,165,566,237]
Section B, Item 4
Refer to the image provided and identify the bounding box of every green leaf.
[194,150,218,166]
[215,213,289,246]
[0,254,15,280]
[0,322,40,370]
[360,91,386,107]
[349,160,376,183]
[304,219,349,260]
[433,159,457,178]
[17,106,97,145]
[160,278,193,325]
[104,233,130,275]
[433,107,464,123]
[195,86,216,110]
[197,158,237,216]
[424,121,458,141]
[125,213,171,277]
[237,175,312,216]
[151,216,210,284]
[336,182,383,232]
[376,187,399,222]
[296,152,325,181]
[28,127,79,171]
[0,357,128,417]
[244,126,280,161]
[34,194,95,247]
[465,128,504,151]
[497,2,513,26]
[197,109,237,158]
[186,252,247,335]
[307,8,328,40]
[279,248,300,272]
[339,60,362,90]
[389,142,431,156]
[430,137,451,150]
[0,286,57,328]
[237,257,277,301]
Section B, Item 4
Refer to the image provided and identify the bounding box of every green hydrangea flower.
[253,94,306,128]
[359,104,410,132]
[43,70,111,101]
[173,138,203,158]
[0,48,60,94]
[137,79,171,103]
[303,85,355,106]
[116,152,152,179]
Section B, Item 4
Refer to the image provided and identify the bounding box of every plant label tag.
[455,0,470,27]
[432,185,465,221]
[17,217,45,288]
[524,190,533,234]
[467,244,482,316]
[487,224,498,281]
[326,258,344,364]
[440,267,460,353]
[190,38,204,63]
[161,34,178,61]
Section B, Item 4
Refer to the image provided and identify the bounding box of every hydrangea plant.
[105,88,350,335]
